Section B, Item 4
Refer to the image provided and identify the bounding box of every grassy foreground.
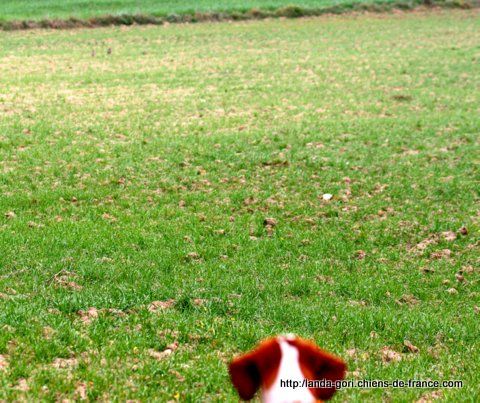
[1,9,479,401]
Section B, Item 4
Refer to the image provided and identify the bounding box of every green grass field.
[0,0,395,21]
[0,9,479,401]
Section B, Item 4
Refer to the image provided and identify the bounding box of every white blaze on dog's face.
[229,335,346,403]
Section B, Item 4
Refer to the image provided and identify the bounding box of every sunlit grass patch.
[0,9,479,401]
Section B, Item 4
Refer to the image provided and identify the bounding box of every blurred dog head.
[229,335,346,403]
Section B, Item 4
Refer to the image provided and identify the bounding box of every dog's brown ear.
[229,352,261,400]
[292,339,346,401]
[229,338,282,401]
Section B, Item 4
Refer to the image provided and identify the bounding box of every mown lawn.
[0,0,393,21]
[0,9,479,402]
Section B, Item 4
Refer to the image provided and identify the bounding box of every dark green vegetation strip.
[0,0,477,31]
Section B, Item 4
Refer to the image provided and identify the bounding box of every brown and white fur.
[229,335,346,403]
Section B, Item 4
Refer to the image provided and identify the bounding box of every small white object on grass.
[322,193,333,201]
